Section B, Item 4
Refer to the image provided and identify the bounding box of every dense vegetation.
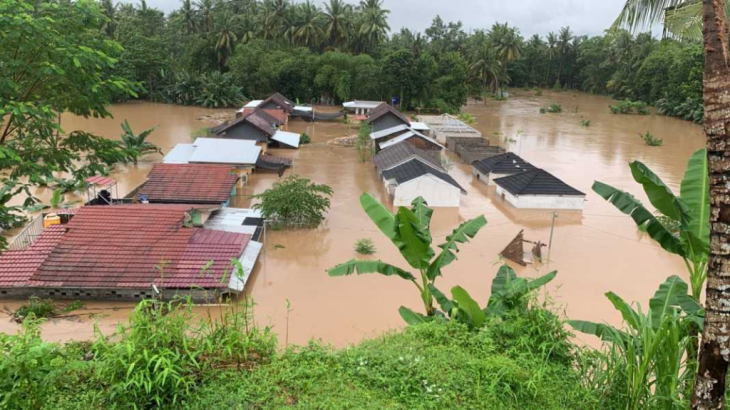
[101,0,702,120]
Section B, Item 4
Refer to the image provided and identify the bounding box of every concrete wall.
[393,176,461,208]
[0,286,223,303]
[496,186,585,210]
[372,113,408,133]
[472,169,513,186]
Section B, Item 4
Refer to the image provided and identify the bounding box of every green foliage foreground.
[1,298,599,410]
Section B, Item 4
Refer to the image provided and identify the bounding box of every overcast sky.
[142,0,648,38]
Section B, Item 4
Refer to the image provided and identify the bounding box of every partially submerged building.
[164,138,262,175]
[374,143,443,175]
[493,169,586,210]
[371,124,444,153]
[366,103,411,133]
[343,100,382,120]
[382,160,466,208]
[472,153,537,186]
[211,108,301,150]
[237,93,295,126]
[136,163,240,206]
[0,205,262,301]
[419,114,482,144]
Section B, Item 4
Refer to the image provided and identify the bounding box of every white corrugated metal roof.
[379,131,444,150]
[272,130,301,148]
[410,122,430,131]
[188,138,261,165]
[343,100,382,109]
[244,100,263,108]
[228,241,262,292]
[204,208,262,234]
[370,124,410,140]
[163,144,196,164]
[294,105,313,112]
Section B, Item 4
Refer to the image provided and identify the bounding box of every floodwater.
[0,91,705,347]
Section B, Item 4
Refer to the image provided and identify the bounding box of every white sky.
[141,0,649,38]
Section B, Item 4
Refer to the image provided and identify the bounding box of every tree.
[252,175,333,227]
[324,0,351,49]
[214,12,240,70]
[328,194,487,321]
[293,0,325,48]
[490,22,522,95]
[0,0,137,248]
[355,0,389,52]
[469,44,502,97]
[615,0,730,407]
[120,120,162,165]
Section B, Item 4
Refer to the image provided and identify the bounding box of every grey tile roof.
[261,93,294,113]
[472,153,537,175]
[212,109,278,137]
[374,143,444,173]
[493,169,585,196]
[382,159,466,193]
[366,103,411,126]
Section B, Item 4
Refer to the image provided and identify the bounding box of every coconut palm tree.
[180,0,196,34]
[293,1,324,48]
[356,0,390,52]
[556,26,573,85]
[490,23,522,95]
[324,0,351,49]
[469,44,502,98]
[100,0,118,38]
[615,1,730,408]
[545,32,558,85]
[195,0,214,32]
[214,12,240,70]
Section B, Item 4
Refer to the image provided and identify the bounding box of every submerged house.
[366,103,411,133]
[472,153,537,186]
[343,100,382,120]
[211,109,300,150]
[493,169,586,210]
[0,205,262,301]
[237,93,295,126]
[374,142,444,175]
[370,124,444,153]
[382,160,466,208]
[135,163,240,206]
[164,138,261,174]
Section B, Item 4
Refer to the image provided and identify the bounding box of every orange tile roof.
[138,164,238,204]
[0,226,66,287]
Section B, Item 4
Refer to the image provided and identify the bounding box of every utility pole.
[547,211,558,263]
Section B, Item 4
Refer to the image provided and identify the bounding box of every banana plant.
[569,275,704,409]
[426,265,557,328]
[120,120,161,165]
[327,194,487,322]
[593,148,709,300]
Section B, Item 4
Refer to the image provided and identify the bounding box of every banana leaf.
[410,196,433,237]
[399,306,428,325]
[393,207,434,270]
[592,181,685,256]
[679,148,710,262]
[605,291,641,331]
[428,284,454,314]
[451,286,485,328]
[568,320,628,344]
[360,193,396,240]
[327,259,415,281]
[649,275,704,329]
[426,216,487,280]
[629,161,690,224]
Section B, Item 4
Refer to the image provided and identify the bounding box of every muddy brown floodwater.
[0,91,705,347]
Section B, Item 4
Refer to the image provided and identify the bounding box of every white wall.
[473,169,511,186]
[393,175,461,208]
[495,186,585,210]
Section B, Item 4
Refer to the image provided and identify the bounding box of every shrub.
[190,127,210,142]
[195,72,245,108]
[253,175,333,228]
[581,119,591,127]
[300,132,311,144]
[609,100,649,115]
[457,112,476,124]
[639,132,663,146]
[540,104,562,114]
[354,238,376,255]
[13,296,56,322]
[535,89,543,96]
[356,123,372,163]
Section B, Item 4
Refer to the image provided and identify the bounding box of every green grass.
[13,296,56,322]
[540,104,563,114]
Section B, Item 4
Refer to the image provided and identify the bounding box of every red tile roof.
[0,226,66,287]
[24,205,250,290]
[138,164,238,204]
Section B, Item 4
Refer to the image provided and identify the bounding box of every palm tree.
[195,0,214,32]
[545,32,558,86]
[239,15,256,44]
[214,12,240,70]
[180,0,196,34]
[490,23,522,95]
[469,44,501,99]
[556,26,573,85]
[99,0,117,38]
[356,0,390,52]
[615,1,730,408]
[324,0,351,49]
[293,1,325,48]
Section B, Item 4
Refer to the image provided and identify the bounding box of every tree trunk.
[693,1,730,409]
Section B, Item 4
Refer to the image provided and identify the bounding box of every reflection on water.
[0,92,706,347]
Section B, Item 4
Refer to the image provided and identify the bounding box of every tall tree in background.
[324,0,351,49]
[556,26,573,85]
[616,0,730,408]
[490,22,522,95]
[294,0,325,48]
[356,0,389,52]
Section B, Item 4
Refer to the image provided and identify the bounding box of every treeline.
[105,0,703,120]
